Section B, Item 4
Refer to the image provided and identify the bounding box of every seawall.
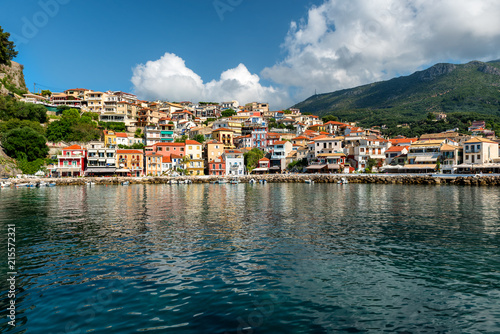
[9,174,500,186]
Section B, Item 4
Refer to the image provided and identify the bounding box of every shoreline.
[6,174,500,186]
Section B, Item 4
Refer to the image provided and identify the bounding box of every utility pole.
[33,83,36,94]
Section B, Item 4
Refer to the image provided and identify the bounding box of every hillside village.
[13,88,500,177]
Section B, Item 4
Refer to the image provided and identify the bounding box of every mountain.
[292,60,500,126]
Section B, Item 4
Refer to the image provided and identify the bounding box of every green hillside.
[292,60,500,127]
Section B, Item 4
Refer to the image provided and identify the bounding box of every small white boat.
[338,177,348,184]
[15,183,29,188]
[1,181,12,188]
[121,181,130,186]
[86,182,96,186]
[212,179,227,184]
[249,179,256,184]
[304,179,314,184]
[229,178,240,184]
[258,179,267,184]
[46,182,56,187]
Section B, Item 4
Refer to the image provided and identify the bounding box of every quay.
[7,174,500,186]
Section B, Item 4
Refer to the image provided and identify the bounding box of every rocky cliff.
[0,61,27,96]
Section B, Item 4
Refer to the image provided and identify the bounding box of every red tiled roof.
[212,128,234,132]
[259,157,270,162]
[117,149,143,154]
[324,121,348,126]
[312,135,332,141]
[185,140,201,145]
[153,142,185,147]
[386,146,409,153]
[170,154,183,159]
[389,138,418,144]
[274,141,287,145]
[64,145,83,150]
[115,132,128,138]
[162,156,172,163]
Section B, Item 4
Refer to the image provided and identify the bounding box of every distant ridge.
[292,60,500,126]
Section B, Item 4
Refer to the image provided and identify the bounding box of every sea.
[0,183,499,333]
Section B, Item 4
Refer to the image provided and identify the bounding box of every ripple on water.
[0,184,499,333]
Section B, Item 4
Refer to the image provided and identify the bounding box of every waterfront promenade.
[8,173,500,186]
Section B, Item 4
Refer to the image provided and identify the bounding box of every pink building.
[147,142,186,158]
[51,145,87,177]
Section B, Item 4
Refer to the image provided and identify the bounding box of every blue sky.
[1,0,323,98]
[2,0,500,109]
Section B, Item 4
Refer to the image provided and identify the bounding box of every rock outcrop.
[0,61,27,96]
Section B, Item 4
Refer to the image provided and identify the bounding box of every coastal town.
[17,89,500,178]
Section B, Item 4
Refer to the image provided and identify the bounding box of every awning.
[415,156,437,162]
[85,168,116,174]
[252,167,269,172]
[403,164,437,169]
[306,164,327,170]
[115,168,131,173]
[268,166,280,170]
[326,164,340,170]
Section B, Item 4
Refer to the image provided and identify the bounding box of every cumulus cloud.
[262,0,500,101]
[131,53,292,108]
[132,1,500,108]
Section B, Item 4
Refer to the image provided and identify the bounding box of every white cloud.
[132,1,500,108]
[131,53,292,109]
[262,0,500,101]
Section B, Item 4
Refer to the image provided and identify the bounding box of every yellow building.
[116,149,144,177]
[185,140,204,175]
[84,91,106,113]
[146,152,162,176]
[212,128,235,149]
[104,130,117,148]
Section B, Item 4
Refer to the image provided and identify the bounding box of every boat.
[229,178,240,184]
[121,181,130,186]
[248,179,256,184]
[26,183,37,188]
[211,179,227,184]
[304,179,314,184]
[258,179,267,184]
[46,182,56,187]
[15,183,29,188]
[0,181,12,188]
[86,182,96,186]
[337,177,348,184]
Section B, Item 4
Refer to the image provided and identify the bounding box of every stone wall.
[7,174,500,186]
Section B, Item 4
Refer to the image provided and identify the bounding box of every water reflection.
[0,184,499,333]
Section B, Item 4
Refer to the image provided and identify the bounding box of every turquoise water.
[1,183,500,333]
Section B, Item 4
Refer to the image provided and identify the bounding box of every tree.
[41,90,52,97]
[175,135,188,143]
[2,127,49,161]
[0,118,45,137]
[134,128,143,138]
[221,109,237,118]
[322,115,339,123]
[244,148,264,172]
[0,96,47,123]
[193,134,205,143]
[46,108,101,142]
[0,26,18,66]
